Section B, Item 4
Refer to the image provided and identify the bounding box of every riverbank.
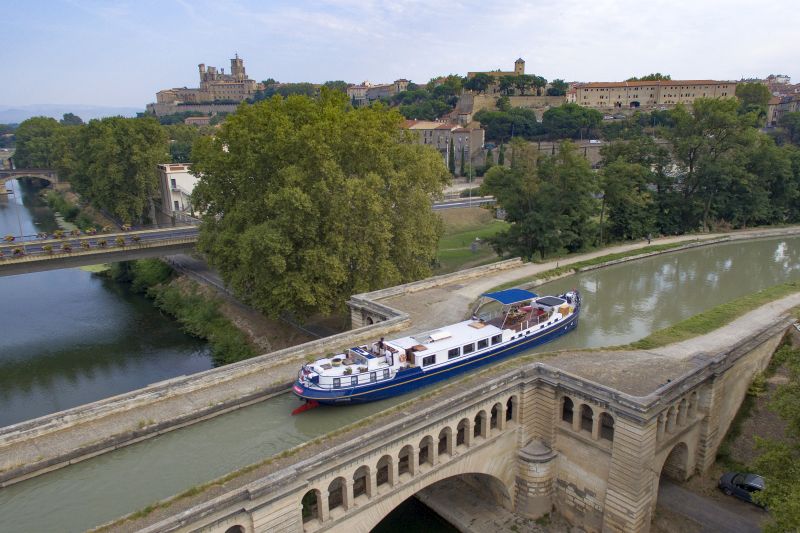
[105,259,255,366]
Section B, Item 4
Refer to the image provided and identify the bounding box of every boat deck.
[485,308,553,332]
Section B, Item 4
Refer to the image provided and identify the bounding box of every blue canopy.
[482,288,538,305]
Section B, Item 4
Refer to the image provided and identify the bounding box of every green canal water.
[0,180,214,427]
[2,182,800,532]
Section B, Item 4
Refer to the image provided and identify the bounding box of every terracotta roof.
[577,80,734,88]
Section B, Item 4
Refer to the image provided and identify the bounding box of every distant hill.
[0,104,143,124]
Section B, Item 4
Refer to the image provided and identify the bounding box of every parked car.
[718,472,766,507]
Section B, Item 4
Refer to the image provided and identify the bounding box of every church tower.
[231,53,245,81]
[515,58,525,76]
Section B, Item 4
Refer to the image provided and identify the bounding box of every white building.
[157,163,198,216]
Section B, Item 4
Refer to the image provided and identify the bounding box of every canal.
[1,183,799,531]
[0,180,214,427]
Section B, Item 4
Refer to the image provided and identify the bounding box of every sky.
[1,0,798,109]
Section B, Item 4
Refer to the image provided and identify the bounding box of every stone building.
[574,79,736,110]
[404,120,484,174]
[347,80,410,106]
[767,94,800,126]
[467,58,526,79]
[147,55,264,116]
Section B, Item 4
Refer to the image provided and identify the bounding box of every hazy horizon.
[2,0,798,108]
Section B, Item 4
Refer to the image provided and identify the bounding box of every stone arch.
[398,444,414,477]
[561,396,574,424]
[580,404,594,433]
[456,418,470,447]
[224,526,245,533]
[366,316,374,325]
[367,472,513,532]
[506,395,518,422]
[0,173,58,188]
[300,488,321,525]
[352,465,371,500]
[376,454,394,489]
[474,410,488,439]
[418,435,434,467]
[678,398,688,425]
[490,402,503,431]
[438,426,453,457]
[327,476,347,512]
[599,412,614,441]
[660,442,690,482]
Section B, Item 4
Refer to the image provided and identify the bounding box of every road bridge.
[124,298,794,533]
[0,226,199,276]
[0,168,59,191]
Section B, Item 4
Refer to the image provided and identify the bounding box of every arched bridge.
[0,226,199,277]
[0,168,59,190]
[132,310,791,533]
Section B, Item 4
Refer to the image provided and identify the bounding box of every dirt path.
[657,479,766,533]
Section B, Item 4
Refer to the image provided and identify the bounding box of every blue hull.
[293,311,579,405]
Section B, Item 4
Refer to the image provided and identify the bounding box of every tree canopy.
[191,90,450,318]
[60,113,84,126]
[13,116,64,167]
[626,73,671,81]
[735,82,772,123]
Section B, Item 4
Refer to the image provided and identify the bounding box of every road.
[433,197,496,210]
[657,479,766,533]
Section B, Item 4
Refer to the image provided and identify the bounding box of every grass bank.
[630,280,800,350]
[106,259,255,365]
[45,190,96,231]
[435,208,508,273]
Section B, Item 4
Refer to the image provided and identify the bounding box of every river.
[1,182,800,531]
[0,180,214,427]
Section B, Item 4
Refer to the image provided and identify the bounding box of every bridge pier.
[515,440,557,520]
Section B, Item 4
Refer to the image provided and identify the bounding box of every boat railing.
[304,365,397,390]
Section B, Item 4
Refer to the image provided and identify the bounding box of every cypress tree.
[448,137,456,174]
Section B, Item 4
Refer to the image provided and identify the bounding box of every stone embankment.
[1,226,799,487]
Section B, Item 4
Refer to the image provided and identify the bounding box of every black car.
[718,472,766,507]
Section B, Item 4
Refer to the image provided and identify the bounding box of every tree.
[481,140,596,259]
[496,96,511,112]
[464,73,493,94]
[13,117,63,167]
[70,116,168,223]
[498,77,515,96]
[735,82,771,123]
[530,75,548,96]
[60,113,84,126]
[322,80,348,93]
[460,144,466,176]
[598,159,655,243]
[541,104,602,139]
[547,79,568,96]
[498,144,505,165]
[448,137,456,174]
[513,75,534,95]
[190,91,449,318]
[779,112,800,145]
[626,73,671,81]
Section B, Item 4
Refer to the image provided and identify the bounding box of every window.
[170,178,177,189]
[463,343,475,355]
[383,369,390,379]
[333,378,341,388]
[370,372,377,382]
[422,355,435,366]
[491,334,502,345]
[174,200,180,210]
[351,376,358,386]
[477,339,488,350]
[448,347,460,359]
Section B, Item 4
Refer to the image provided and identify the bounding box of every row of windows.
[332,368,391,388]
[431,335,504,367]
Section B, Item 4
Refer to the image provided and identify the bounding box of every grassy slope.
[435,208,509,274]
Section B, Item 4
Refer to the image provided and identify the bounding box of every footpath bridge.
[0,226,199,277]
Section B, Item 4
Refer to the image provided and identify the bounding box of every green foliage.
[496,96,511,112]
[68,116,168,224]
[322,80,348,93]
[163,123,214,163]
[547,79,568,96]
[251,82,318,101]
[481,140,596,259]
[448,137,456,174]
[735,82,771,122]
[60,113,84,126]
[464,73,493,94]
[393,76,463,120]
[778,112,800,145]
[155,111,206,126]
[752,345,800,532]
[13,116,64,167]
[191,90,449,319]
[541,103,603,140]
[626,73,671,81]
[474,107,540,142]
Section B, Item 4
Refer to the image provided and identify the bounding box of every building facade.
[767,95,800,126]
[404,120,485,174]
[147,55,264,116]
[575,80,736,109]
[467,58,526,79]
[158,163,198,216]
[347,79,410,106]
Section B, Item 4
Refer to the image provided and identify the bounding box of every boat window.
[351,376,358,386]
[333,378,341,388]
[422,355,435,366]
[491,334,502,345]
[463,343,475,355]
[370,372,377,383]
[448,347,460,359]
[383,369,390,379]
[477,339,489,350]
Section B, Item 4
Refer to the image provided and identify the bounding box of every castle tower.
[515,58,525,76]
[198,63,206,83]
[231,53,245,81]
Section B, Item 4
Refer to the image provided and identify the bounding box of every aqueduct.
[0,168,59,190]
[133,307,791,533]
